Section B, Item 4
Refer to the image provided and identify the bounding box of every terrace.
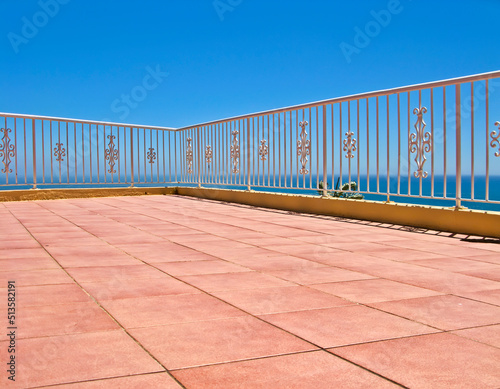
[1,72,500,388]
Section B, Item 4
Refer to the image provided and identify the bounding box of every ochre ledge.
[0,187,177,202]
[177,187,500,239]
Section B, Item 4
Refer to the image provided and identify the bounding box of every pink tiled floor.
[1,194,500,388]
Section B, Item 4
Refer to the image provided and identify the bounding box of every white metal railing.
[0,114,177,188]
[1,70,500,211]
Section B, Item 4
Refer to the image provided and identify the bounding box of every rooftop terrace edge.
[0,186,498,239]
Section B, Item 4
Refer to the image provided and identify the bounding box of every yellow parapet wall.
[0,187,177,202]
[0,186,498,238]
[177,187,500,239]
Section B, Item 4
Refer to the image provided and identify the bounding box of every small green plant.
[317,178,364,199]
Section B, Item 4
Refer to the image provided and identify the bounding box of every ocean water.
[194,174,500,212]
[1,174,499,212]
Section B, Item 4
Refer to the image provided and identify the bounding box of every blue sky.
[1,0,499,128]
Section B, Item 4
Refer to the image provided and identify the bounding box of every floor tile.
[266,243,344,262]
[411,257,500,272]
[2,302,119,340]
[172,350,400,388]
[267,267,374,285]
[101,293,246,328]
[460,268,500,282]
[369,295,500,330]
[45,246,140,267]
[0,257,59,272]
[228,255,326,272]
[0,239,42,250]
[362,247,445,261]
[212,286,354,315]
[310,279,442,304]
[0,248,51,260]
[14,284,91,307]
[0,330,164,388]
[53,373,183,388]
[379,265,500,294]
[154,260,250,276]
[460,253,500,265]
[0,269,73,286]
[178,272,294,292]
[66,264,167,283]
[214,246,285,261]
[81,276,199,301]
[129,316,316,369]
[259,305,437,348]
[332,332,500,389]
[452,324,500,348]
[460,289,500,306]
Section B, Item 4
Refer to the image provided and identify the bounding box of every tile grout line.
[25,197,500,386]
[30,371,177,389]
[102,196,500,281]
[48,197,414,387]
[6,203,188,389]
[74,197,500,314]
[66,197,500,337]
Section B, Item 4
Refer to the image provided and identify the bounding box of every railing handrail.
[3,70,498,133]
[0,112,177,132]
[175,70,500,131]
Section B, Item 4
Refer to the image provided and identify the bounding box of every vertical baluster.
[314,107,317,190]
[332,104,335,191]
[156,130,160,183]
[50,120,53,184]
[339,102,343,189]
[469,83,474,200]
[173,131,177,183]
[103,125,107,184]
[485,80,489,201]
[97,124,101,183]
[443,88,447,198]
[455,84,462,208]
[322,105,327,196]
[376,97,379,193]
[32,119,37,188]
[90,123,93,183]
[290,111,293,188]
[65,122,69,184]
[283,112,287,188]
[407,93,411,196]
[397,94,401,195]
[387,95,390,200]
[14,117,18,185]
[366,99,370,193]
[23,118,27,185]
[348,101,352,191]
[130,127,135,187]
[430,89,435,197]
[267,115,271,187]
[247,118,250,190]
[272,115,275,187]
[357,100,360,194]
